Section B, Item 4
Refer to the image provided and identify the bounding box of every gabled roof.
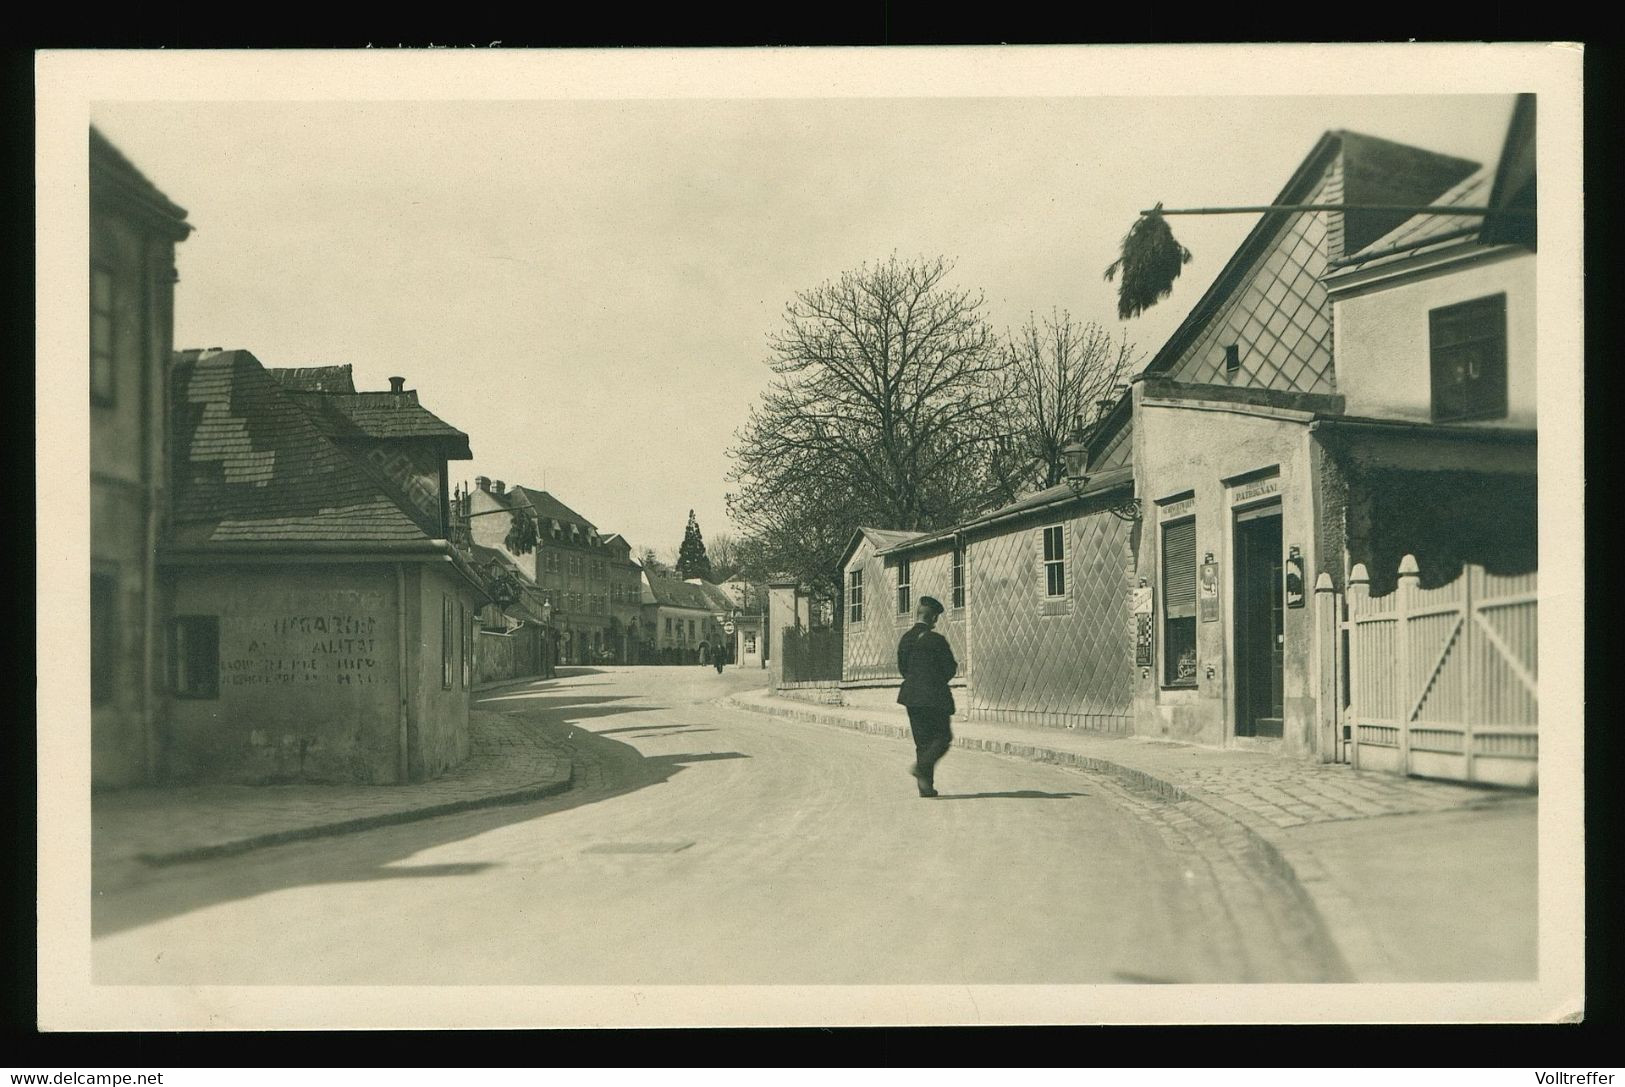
[644,576,723,612]
[837,526,927,571]
[270,365,356,394]
[690,580,737,612]
[1140,131,1479,382]
[168,349,443,546]
[505,485,597,534]
[282,386,471,457]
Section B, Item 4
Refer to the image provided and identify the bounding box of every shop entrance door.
[1234,505,1284,738]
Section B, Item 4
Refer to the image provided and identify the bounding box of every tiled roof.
[270,365,357,394]
[691,581,736,612]
[505,486,598,534]
[953,466,1136,537]
[285,388,471,452]
[1333,168,1493,271]
[169,350,439,546]
[645,576,723,611]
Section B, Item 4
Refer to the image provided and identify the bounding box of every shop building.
[160,349,487,784]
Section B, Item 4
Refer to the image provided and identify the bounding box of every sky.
[88,73,1518,562]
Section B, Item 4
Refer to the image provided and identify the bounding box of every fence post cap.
[1348,563,1370,584]
[1398,554,1421,578]
[1313,572,1335,592]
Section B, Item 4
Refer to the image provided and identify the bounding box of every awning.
[1309,416,1535,475]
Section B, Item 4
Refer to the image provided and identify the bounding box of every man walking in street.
[897,595,956,798]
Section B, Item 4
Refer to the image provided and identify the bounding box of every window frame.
[951,545,966,610]
[848,568,865,625]
[1429,292,1509,423]
[90,263,116,406]
[460,601,471,688]
[442,594,454,690]
[91,570,117,705]
[896,558,912,615]
[1160,516,1199,688]
[1042,525,1067,598]
[170,615,220,700]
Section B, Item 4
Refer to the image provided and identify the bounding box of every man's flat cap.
[918,595,945,615]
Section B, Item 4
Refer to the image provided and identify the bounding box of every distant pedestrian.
[896,595,956,798]
[714,645,726,675]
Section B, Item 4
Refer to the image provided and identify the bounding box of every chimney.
[492,480,506,495]
[388,376,406,393]
[475,476,491,492]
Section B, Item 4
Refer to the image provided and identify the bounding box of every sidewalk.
[729,688,1537,983]
[93,677,572,882]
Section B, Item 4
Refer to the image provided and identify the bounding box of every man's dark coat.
[896,623,958,715]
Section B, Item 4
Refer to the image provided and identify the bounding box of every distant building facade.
[640,574,729,664]
[603,533,643,663]
[462,478,612,664]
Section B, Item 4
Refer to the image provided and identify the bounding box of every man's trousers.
[905,706,954,788]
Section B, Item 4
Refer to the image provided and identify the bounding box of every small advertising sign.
[1285,546,1306,608]
[1199,559,1220,622]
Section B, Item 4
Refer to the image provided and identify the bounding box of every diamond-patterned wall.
[842,542,970,683]
[965,507,1136,732]
[1168,164,1339,395]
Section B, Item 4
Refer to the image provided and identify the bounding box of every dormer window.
[1430,293,1508,422]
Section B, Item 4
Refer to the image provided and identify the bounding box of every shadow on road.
[596,723,703,736]
[94,714,745,939]
[931,790,1086,801]
[477,694,669,726]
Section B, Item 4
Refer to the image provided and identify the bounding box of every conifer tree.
[676,510,713,582]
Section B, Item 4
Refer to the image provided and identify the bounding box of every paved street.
[94,666,1342,985]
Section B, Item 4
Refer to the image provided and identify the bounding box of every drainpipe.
[396,563,409,783]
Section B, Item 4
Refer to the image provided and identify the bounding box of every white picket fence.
[1332,555,1537,788]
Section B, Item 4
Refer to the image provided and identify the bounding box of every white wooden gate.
[1341,555,1537,788]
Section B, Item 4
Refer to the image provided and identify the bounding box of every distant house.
[90,128,191,788]
[602,533,644,663]
[640,574,728,664]
[837,405,1137,729]
[462,478,612,664]
[160,349,487,784]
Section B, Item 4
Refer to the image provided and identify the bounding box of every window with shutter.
[1162,518,1198,686]
[1430,293,1508,422]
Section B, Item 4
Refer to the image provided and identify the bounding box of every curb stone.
[135,769,577,867]
[728,692,1358,981]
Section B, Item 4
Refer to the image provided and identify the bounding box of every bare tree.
[727,255,1008,596]
[996,311,1142,492]
[707,532,742,580]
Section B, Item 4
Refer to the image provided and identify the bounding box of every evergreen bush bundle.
[1103,203,1193,320]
